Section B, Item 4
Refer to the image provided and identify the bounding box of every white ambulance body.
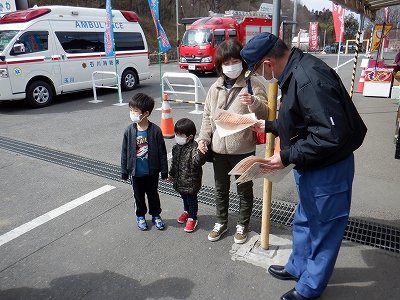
[0,6,150,107]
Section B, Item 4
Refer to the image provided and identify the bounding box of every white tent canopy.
[330,0,400,19]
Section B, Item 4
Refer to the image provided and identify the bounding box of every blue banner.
[104,0,115,57]
[147,0,171,53]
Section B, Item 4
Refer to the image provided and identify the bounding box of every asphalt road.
[1,53,399,299]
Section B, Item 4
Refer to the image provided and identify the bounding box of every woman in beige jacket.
[197,39,268,244]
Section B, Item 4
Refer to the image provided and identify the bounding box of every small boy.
[169,118,206,232]
[121,93,168,231]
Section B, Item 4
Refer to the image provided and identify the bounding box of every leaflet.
[228,155,295,184]
[214,109,257,138]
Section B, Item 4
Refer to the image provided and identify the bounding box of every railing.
[161,72,207,114]
[90,71,125,106]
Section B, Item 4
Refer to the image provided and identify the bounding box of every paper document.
[214,109,257,138]
[229,155,295,184]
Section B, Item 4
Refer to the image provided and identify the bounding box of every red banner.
[332,3,345,42]
[309,22,319,50]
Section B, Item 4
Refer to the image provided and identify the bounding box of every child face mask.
[130,112,142,123]
[175,135,187,145]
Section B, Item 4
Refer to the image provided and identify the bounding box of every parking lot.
[1,55,400,299]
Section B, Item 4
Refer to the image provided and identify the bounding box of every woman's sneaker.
[152,216,165,230]
[234,224,248,244]
[208,223,228,241]
[177,211,189,224]
[136,216,148,231]
[184,218,198,232]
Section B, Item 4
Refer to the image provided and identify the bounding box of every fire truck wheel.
[121,69,138,91]
[26,80,54,108]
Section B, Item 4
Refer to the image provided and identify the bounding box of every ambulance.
[179,10,272,74]
[0,6,150,107]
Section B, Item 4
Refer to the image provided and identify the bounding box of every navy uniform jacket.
[266,48,367,170]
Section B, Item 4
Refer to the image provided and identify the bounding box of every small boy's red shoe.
[184,218,198,233]
[177,211,189,224]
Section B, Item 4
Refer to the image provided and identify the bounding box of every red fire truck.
[179,11,272,74]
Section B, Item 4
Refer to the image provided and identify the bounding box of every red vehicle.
[179,12,272,74]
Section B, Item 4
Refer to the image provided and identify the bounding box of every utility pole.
[215,0,220,13]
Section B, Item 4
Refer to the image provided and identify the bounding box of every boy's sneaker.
[208,223,228,241]
[152,216,165,230]
[234,224,248,244]
[177,211,189,224]
[184,218,198,232]
[136,216,148,231]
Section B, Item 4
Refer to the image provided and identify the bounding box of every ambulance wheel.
[26,81,54,108]
[121,69,138,91]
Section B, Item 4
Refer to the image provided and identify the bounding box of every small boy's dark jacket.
[169,140,206,195]
[121,122,168,180]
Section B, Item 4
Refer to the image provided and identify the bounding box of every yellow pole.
[260,82,278,249]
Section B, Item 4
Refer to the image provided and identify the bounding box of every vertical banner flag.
[148,0,171,53]
[332,3,345,42]
[384,7,389,22]
[104,0,115,57]
[371,24,393,51]
[309,22,319,51]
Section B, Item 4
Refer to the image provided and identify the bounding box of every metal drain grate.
[1,136,398,253]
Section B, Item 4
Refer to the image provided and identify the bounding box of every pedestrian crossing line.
[0,185,115,247]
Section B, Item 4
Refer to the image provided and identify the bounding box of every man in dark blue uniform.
[241,33,367,300]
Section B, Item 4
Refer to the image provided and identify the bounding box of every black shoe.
[268,265,298,281]
[280,288,319,300]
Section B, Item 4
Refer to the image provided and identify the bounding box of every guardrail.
[161,72,207,114]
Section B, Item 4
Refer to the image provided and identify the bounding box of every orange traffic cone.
[160,94,174,138]
[356,68,366,93]
[164,53,169,64]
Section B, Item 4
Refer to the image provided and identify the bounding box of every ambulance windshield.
[181,29,212,46]
[0,30,18,51]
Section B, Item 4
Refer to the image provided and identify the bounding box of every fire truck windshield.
[0,31,18,51]
[181,29,212,46]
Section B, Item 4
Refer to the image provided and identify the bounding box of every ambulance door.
[52,30,104,92]
[8,20,56,95]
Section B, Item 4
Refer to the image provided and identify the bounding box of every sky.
[298,0,332,12]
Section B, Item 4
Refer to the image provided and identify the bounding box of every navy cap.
[240,32,278,72]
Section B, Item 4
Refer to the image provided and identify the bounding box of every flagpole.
[159,41,163,102]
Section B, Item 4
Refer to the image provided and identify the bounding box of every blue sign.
[104,0,115,57]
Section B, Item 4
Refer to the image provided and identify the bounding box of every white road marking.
[0,185,115,247]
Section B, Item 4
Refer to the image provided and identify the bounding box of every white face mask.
[222,62,243,79]
[175,135,188,145]
[258,62,278,84]
[130,112,142,123]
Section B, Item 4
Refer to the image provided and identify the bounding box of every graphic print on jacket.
[135,130,149,176]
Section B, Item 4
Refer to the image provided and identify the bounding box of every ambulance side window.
[11,31,48,55]
[55,32,103,53]
[114,32,145,51]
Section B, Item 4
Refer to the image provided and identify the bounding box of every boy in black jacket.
[121,93,168,231]
[169,118,206,232]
